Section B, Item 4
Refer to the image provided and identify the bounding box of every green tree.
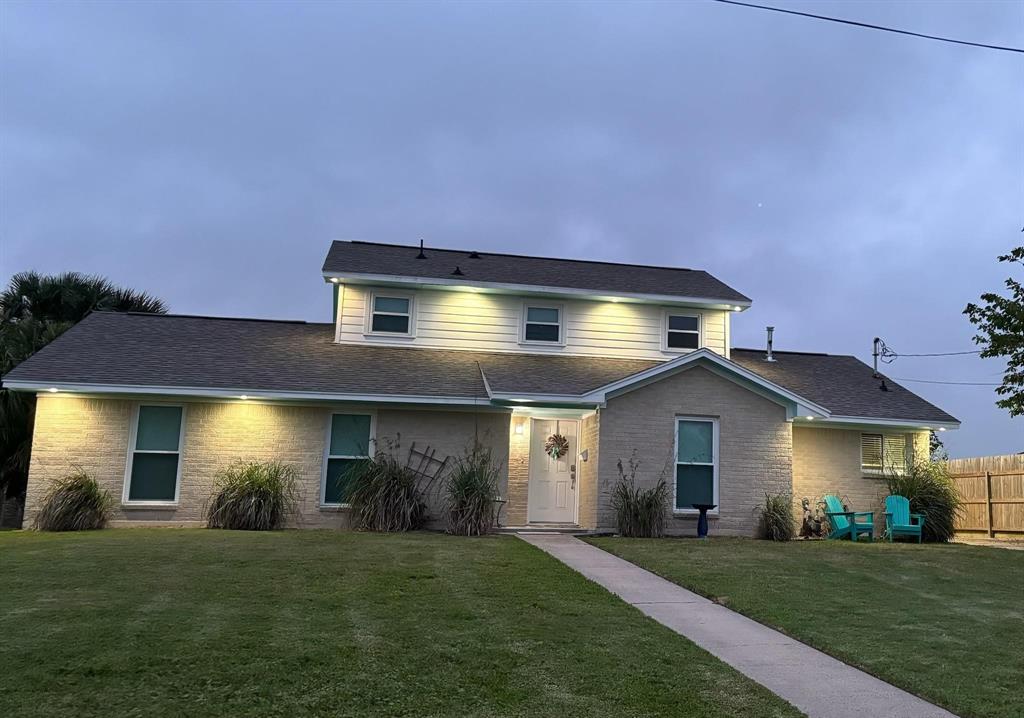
[964,246,1024,417]
[0,272,167,514]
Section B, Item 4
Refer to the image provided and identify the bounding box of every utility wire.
[894,378,1002,386]
[711,0,1024,54]
[895,350,983,357]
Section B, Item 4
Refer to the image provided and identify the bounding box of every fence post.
[985,471,994,538]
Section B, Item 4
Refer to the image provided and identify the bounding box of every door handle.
[570,464,576,489]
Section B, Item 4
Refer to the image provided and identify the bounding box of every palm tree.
[0,272,167,522]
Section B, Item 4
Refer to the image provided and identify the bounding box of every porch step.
[497,524,609,536]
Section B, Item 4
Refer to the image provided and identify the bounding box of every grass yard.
[587,537,1024,718]
[0,530,802,718]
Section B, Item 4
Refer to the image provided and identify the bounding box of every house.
[3,240,959,534]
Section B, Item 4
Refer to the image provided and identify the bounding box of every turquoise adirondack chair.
[884,494,925,543]
[823,495,874,541]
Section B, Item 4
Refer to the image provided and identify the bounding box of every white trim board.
[322,270,751,311]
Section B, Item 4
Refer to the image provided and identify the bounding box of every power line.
[711,0,1024,54]
[894,378,1002,386]
[895,350,983,357]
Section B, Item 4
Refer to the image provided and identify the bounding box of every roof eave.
[798,415,961,432]
[321,271,751,311]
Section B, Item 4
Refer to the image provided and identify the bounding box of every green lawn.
[0,530,801,718]
[587,537,1024,718]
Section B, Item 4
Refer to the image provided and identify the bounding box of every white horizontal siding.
[337,285,730,360]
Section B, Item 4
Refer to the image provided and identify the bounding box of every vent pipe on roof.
[468,250,481,258]
[451,265,464,276]
[765,326,776,362]
[416,239,427,259]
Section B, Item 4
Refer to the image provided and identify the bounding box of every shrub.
[611,452,669,538]
[344,446,432,532]
[758,492,795,541]
[206,461,298,531]
[445,444,503,536]
[885,461,963,542]
[34,470,111,531]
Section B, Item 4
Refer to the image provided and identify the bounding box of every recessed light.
[240,395,249,400]
[938,427,946,432]
[47,387,59,393]
[805,416,814,420]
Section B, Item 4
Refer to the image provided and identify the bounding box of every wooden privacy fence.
[947,455,1024,538]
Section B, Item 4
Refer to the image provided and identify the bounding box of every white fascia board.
[4,380,491,407]
[579,349,832,417]
[805,415,961,431]
[321,271,751,311]
[488,391,602,408]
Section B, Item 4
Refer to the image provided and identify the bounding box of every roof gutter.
[321,271,751,311]
[1,380,496,408]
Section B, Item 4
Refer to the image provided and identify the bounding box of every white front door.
[527,418,579,524]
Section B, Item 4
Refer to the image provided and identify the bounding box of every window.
[124,404,184,503]
[674,418,718,512]
[322,413,374,505]
[368,293,412,335]
[522,304,562,343]
[665,312,700,350]
[861,433,909,476]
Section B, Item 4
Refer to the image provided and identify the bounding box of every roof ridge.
[96,310,314,325]
[732,347,833,357]
[341,239,701,274]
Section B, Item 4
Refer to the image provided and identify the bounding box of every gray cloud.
[1,0,1021,456]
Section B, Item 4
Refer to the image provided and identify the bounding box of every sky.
[0,0,1021,458]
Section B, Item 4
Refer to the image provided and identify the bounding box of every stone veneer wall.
[23,395,509,529]
[596,366,794,536]
[792,426,930,535]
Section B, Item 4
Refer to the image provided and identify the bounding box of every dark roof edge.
[95,310,323,326]
[338,239,702,273]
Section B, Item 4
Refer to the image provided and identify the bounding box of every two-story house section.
[4,240,959,534]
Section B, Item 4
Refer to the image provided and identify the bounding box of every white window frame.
[122,402,186,507]
[364,290,416,338]
[320,410,377,507]
[673,416,719,515]
[662,310,702,353]
[861,432,911,477]
[519,301,565,346]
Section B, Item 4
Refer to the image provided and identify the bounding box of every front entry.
[527,418,579,524]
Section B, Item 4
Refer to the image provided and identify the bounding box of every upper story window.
[861,433,910,476]
[521,303,563,344]
[367,292,414,336]
[664,312,700,351]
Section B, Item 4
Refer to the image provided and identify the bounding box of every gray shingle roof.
[3,313,957,424]
[730,349,958,424]
[322,241,751,304]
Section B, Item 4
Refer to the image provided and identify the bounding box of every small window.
[861,433,909,476]
[674,418,718,511]
[523,305,562,343]
[125,404,184,503]
[369,294,412,334]
[665,313,700,350]
[322,413,373,505]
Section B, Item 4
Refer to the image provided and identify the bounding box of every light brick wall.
[577,412,600,529]
[596,366,793,536]
[792,426,930,536]
[24,395,509,530]
[506,416,530,526]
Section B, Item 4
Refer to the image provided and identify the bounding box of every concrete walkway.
[519,533,958,718]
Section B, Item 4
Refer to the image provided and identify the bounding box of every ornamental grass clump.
[206,461,298,531]
[445,444,503,536]
[758,492,795,541]
[34,470,111,531]
[885,461,963,542]
[345,448,431,532]
[611,452,669,538]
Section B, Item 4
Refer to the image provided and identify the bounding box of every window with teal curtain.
[675,419,716,510]
[127,405,183,502]
[324,414,372,504]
